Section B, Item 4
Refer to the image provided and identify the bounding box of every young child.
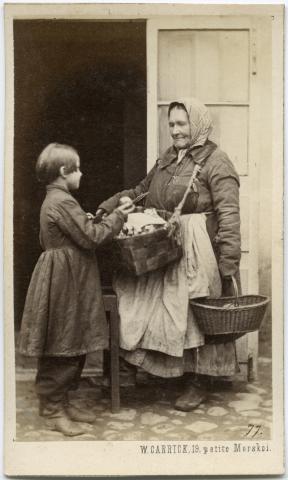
[18,143,134,436]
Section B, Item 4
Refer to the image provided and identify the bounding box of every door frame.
[146,16,269,377]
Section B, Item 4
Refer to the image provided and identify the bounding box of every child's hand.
[86,212,95,220]
[94,209,108,223]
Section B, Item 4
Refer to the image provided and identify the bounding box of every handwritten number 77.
[245,424,262,438]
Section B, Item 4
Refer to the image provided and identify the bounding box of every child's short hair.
[36,143,79,184]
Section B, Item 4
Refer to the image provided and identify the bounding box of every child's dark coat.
[18,184,124,357]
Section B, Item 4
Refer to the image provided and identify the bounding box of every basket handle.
[231,275,239,307]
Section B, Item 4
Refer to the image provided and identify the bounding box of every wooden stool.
[102,290,120,413]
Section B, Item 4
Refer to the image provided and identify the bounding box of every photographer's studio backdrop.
[13,17,272,377]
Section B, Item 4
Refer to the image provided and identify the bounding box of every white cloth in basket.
[125,209,166,229]
[113,213,221,357]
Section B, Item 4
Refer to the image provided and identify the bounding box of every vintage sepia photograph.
[4,2,284,476]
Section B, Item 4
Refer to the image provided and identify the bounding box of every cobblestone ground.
[16,356,272,442]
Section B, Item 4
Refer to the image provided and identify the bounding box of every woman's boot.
[174,374,207,411]
[101,356,137,387]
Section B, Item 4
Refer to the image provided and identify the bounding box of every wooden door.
[147,16,266,379]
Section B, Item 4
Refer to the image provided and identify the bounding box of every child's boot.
[39,398,86,436]
[45,408,87,436]
[64,397,96,424]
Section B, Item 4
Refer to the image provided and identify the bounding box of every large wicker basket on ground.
[190,276,269,335]
[113,209,183,276]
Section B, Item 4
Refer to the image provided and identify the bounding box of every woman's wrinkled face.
[169,107,191,150]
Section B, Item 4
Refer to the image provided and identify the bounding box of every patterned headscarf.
[171,97,213,148]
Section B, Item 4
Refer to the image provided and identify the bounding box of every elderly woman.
[97,98,241,411]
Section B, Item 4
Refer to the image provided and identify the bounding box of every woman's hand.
[119,196,133,206]
[221,276,234,297]
[116,201,135,221]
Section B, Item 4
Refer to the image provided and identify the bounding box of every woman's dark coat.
[99,140,241,281]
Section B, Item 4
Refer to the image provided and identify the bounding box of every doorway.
[14,20,147,330]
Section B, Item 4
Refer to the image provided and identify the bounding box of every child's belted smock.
[18,184,124,357]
